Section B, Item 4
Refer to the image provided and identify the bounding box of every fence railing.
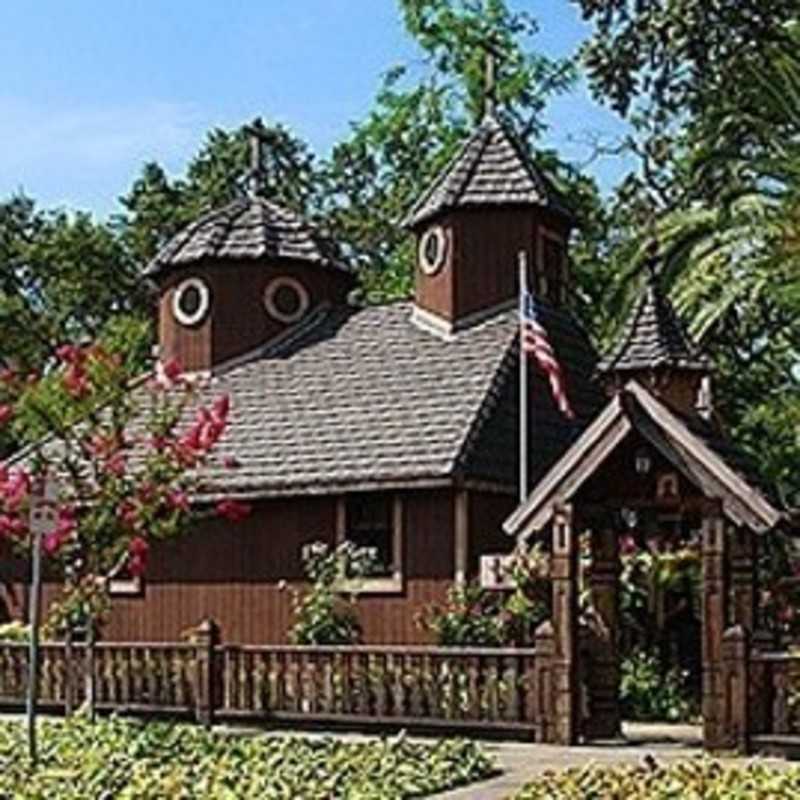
[0,622,545,736]
[749,650,800,738]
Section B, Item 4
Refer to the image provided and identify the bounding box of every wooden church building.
[3,107,784,656]
[93,110,602,643]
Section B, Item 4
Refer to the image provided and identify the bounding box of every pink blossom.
[216,499,252,523]
[63,364,89,399]
[155,357,183,387]
[620,535,637,556]
[128,536,150,577]
[0,405,13,426]
[0,515,26,539]
[167,490,190,513]
[117,500,139,529]
[129,535,149,557]
[56,344,81,364]
[223,456,240,469]
[105,452,126,478]
[1,470,30,511]
[212,394,230,423]
[0,368,16,385]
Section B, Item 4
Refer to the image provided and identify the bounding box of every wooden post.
[193,618,220,729]
[551,503,578,745]
[730,527,756,633]
[64,629,74,718]
[721,625,749,753]
[533,620,555,742]
[583,525,620,739]
[702,501,727,750]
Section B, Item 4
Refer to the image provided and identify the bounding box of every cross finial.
[242,117,268,198]
[482,37,503,118]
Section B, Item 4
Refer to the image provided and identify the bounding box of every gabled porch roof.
[504,380,784,538]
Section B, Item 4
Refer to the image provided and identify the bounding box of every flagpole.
[518,251,529,504]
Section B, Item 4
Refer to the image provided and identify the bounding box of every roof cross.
[242,117,269,198]
[481,37,503,118]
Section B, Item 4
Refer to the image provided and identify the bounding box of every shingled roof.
[402,113,573,229]
[597,271,710,375]
[144,197,347,278]
[182,301,600,499]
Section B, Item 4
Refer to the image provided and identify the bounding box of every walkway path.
[433,724,788,800]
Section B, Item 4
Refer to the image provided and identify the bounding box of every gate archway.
[505,381,784,749]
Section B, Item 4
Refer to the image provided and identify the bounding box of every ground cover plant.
[512,758,800,799]
[0,716,495,799]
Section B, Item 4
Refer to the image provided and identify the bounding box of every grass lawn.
[0,716,496,799]
[511,758,800,799]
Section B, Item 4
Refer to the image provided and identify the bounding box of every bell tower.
[597,247,713,419]
[402,53,574,334]
[144,120,354,372]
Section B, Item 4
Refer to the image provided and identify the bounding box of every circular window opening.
[419,225,448,275]
[264,277,310,324]
[172,278,210,327]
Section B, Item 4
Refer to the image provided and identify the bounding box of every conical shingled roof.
[597,270,710,375]
[144,196,348,278]
[402,112,573,229]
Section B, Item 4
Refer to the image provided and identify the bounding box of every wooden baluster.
[287,653,300,713]
[466,655,480,720]
[775,665,790,734]
[388,653,404,718]
[408,654,423,717]
[503,655,520,722]
[320,653,333,714]
[421,653,434,718]
[267,652,279,712]
[484,656,500,722]
[353,653,369,716]
[522,652,537,725]
[253,654,265,713]
[372,653,387,718]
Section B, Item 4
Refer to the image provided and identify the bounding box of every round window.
[172,278,210,327]
[264,277,310,324]
[419,225,448,275]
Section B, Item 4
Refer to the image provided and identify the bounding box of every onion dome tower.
[145,119,354,372]
[597,250,712,418]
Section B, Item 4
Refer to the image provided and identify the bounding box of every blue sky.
[0,2,632,218]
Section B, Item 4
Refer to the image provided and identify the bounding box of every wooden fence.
[0,622,548,737]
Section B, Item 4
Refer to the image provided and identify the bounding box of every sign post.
[27,474,58,766]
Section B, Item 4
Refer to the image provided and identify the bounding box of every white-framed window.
[336,493,403,593]
[263,276,310,324]
[418,225,448,276]
[172,277,211,327]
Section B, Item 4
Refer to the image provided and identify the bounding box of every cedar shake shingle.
[144,197,348,278]
[402,113,573,229]
[597,273,710,375]
[188,301,600,500]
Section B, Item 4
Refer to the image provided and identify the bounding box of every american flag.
[521,291,575,420]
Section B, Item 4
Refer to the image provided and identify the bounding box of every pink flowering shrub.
[0,344,250,631]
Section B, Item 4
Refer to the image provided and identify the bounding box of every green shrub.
[287,540,375,645]
[417,545,550,647]
[0,621,30,642]
[0,717,496,799]
[619,648,696,722]
[513,758,800,799]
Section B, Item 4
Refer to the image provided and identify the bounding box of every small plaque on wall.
[479,553,516,590]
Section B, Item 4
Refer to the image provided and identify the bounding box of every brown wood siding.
[16,489,459,646]
[453,208,535,320]
[158,260,353,372]
[413,217,457,322]
[467,490,517,577]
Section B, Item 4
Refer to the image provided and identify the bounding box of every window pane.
[346,494,393,576]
